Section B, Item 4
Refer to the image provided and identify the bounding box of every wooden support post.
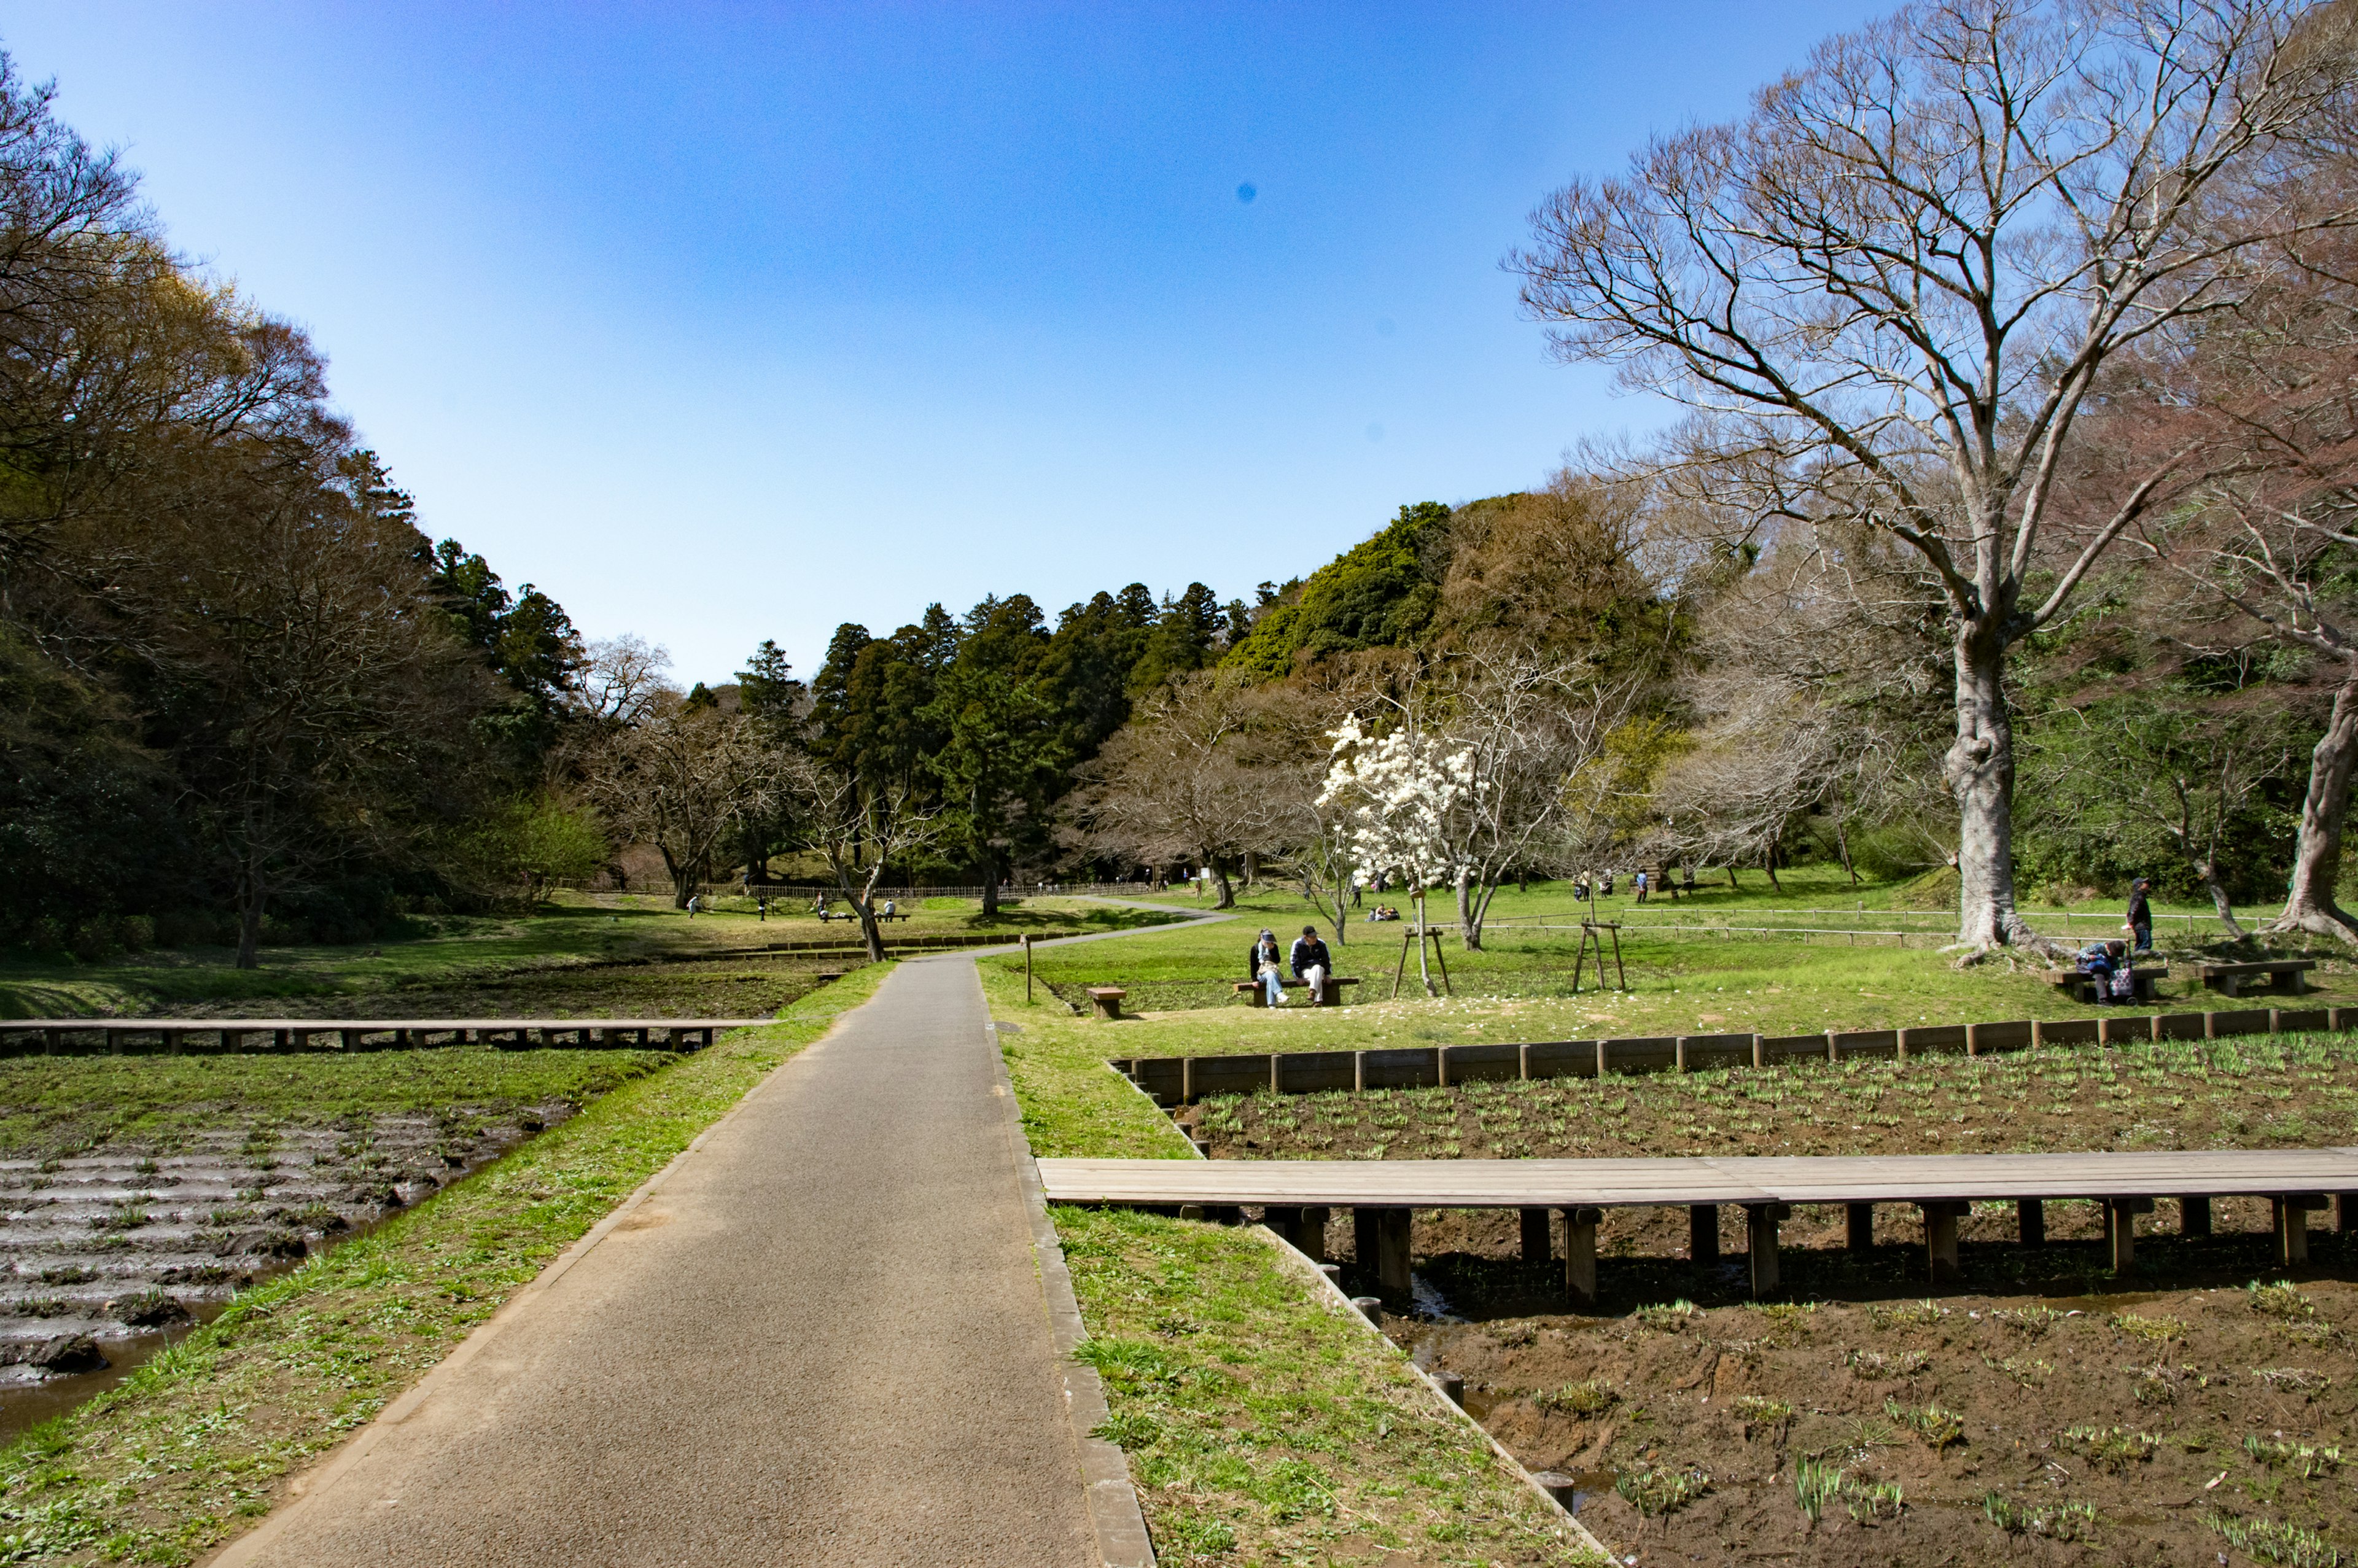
[2274,1196,2322,1265]
[1965,1022,1981,1058]
[1750,1033,1764,1068]
[1689,1204,1720,1266]
[1374,1208,1412,1297]
[1353,1208,1379,1275]
[1269,1054,1283,1095]
[2018,1199,2045,1248]
[2179,1195,2212,1238]
[1023,934,1033,1003]
[1264,1206,1302,1252]
[2339,1193,2356,1235]
[1824,1029,1839,1063]
[1519,1207,1553,1265]
[1923,1202,1962,1283]
[1560,1207,1601,1308]
[1746,1204,1785,1297]
[1352,1052,1365,1092]
[1675,1036,1689,1072]
[1846,1203,1874,1252]
[1299,1207,1328,1264]
[2106,1198,2142,1275]
[1182,1057,1196,1105]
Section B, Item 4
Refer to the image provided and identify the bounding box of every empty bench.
[2039,964,2168,1003]
[1231,977,1360,1007]
[1087,987,1129,1020]
[2195,960,2315,998]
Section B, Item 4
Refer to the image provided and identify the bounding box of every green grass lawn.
[986,965,1605,1567]
[0,964,893,1567]
[991,877,2355,1051]
[0,1050,672,1160]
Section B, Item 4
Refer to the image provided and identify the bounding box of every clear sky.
[5,2,1886,685]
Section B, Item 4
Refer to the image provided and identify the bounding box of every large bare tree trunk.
[1947,629,2038,950]
[2267,673,2358,944]
[1210,860,1235,909]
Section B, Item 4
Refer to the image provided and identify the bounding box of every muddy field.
[1182,1036,2358,1563]
[0,1047,672,1431]
[1180,1032,2358,1165]
[157,955,852,1022]
[1400,1265,2358,1566]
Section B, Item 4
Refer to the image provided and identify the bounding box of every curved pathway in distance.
[214,958,1097,1568]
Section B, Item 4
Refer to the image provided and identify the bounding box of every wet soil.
[1181,1035,2358,1163]
[0,1103,566,1435]
[159,956,847,1022]
[1188,1038,2358,1564]
[1368,1234,2358,1567]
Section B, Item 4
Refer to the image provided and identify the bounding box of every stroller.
[2077,939,2136,1004]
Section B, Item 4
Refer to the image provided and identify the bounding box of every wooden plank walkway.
[1041,1149,2358,1300]
[1038,1149,2358,1208]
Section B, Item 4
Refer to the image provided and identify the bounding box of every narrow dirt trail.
[213,958,1096,1568]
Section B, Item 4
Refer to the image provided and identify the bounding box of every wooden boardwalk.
[1040,1149,2358,1300]
[0,1018,776,1052]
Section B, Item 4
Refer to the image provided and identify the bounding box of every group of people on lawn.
[1249,926,1333,1006]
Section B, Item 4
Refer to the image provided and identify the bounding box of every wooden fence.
[1112,1005,2352,1105]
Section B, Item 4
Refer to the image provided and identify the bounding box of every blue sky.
[7,3,1885,683]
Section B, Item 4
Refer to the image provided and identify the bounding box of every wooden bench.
[2195,960,2315,998]
[1231,977,1361,1007]
[2039,964,2168,1003]
[1087,987,1129,1020]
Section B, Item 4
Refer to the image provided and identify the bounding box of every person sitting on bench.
[1250,928,1286,1006]
[1290,925,1333,1003]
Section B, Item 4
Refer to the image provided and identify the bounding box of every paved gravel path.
[216,958,1096,1568]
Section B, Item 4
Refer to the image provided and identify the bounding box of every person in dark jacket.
[2126,877,2154,955]
[1249,929,1286,1007]
[1290,926,1334,1003]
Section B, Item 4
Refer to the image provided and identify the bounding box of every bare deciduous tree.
[1065,672,1280,909]
[772,750,946,962]
[1511,0,2358,951]
[583,693,782,909]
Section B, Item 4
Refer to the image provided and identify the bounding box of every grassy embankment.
[993,873,2357,1047]
[0,1050,671,1158]
[987,960,1605,1568]
[0,961,893,1566]
[0,893,1171,1020]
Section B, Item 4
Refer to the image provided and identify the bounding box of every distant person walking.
[1250,929,1286,1006]
[1290,925,1333,1005]
[1633,870,1649,904]
[2126,877,2154,955]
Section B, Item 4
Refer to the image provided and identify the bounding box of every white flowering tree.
[1319,716,1473,996]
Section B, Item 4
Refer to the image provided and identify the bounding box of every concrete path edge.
[974,964,1157,1568]
[200,1017,834,1568]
